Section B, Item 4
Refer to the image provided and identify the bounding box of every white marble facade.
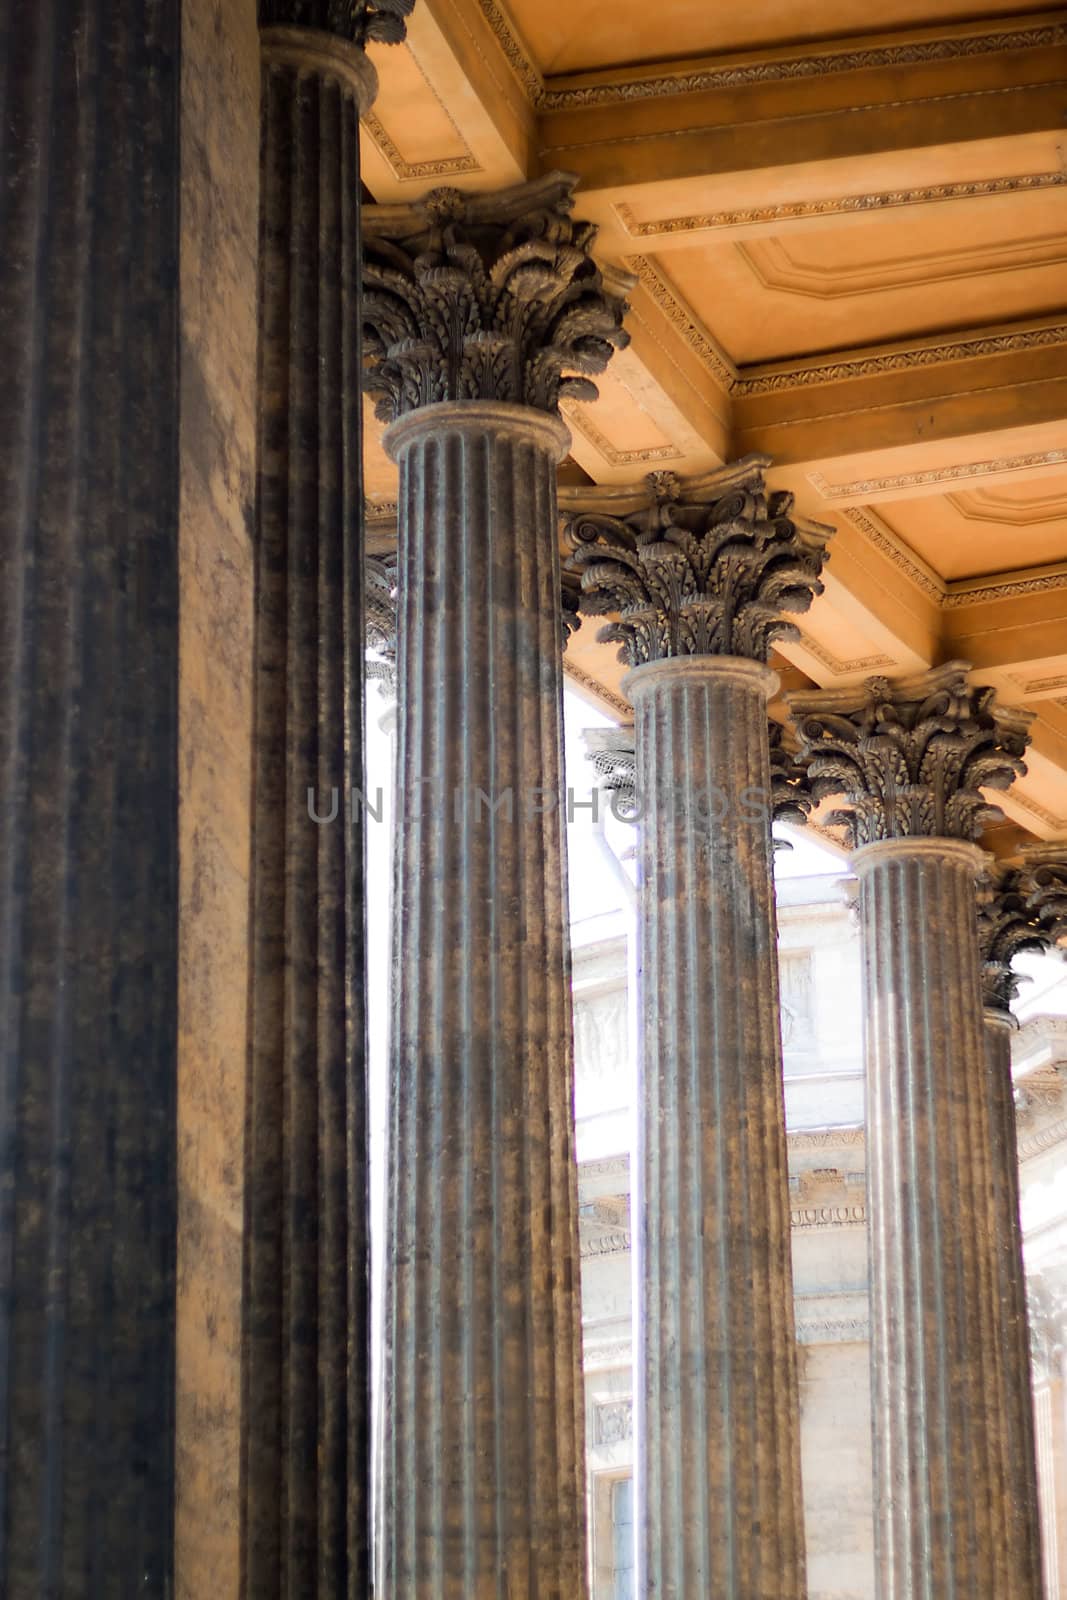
[572,844,1067,1600]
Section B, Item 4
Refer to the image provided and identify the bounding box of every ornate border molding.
[1019,1115,1067,1162]
[794,630,895,677]
[791,1204,866,1229]
[838,506,945,602]
[624,254,737,391]
[945,569,1067,608]
[796,1316,870,1344]
[363,110,480,180]
[539,21,1067,109]
[810,447,1067,502]
[1005,790,1067,833]
[736,323,1067,396]
[562,660,633,720]
[563,403,682,468]
[614,170,1067,239]
[472,0,542,101]
[1012,672,1067,695]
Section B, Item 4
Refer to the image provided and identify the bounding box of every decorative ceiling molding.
[1011,673,1067,696]
[794,630,895,677]
[361,31,483,180]
[736,323,1067,396]
[562,659,633,720]
[1006,790,1067,835]
[947,486,1067,526]
[837,506,945,602]
[472,0,542,102]
[737,231,1067,301]
[624,254,737,392]
[810,448,1067,502]
[363,110,481,180]
[562,402,682,468]
[538,21,1067,110]
[361,125,470,183]
[612,171,1067,240]
[943,569,1067,609]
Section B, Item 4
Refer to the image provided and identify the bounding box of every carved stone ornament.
[977,865,1048,1017]
[560,456,831,665]
[259,0,414,46]
[365,553,398,695]
[1023,844,1067,948]
[361,173,630,422]
[786,664,1032,849]
[769,720,813,829]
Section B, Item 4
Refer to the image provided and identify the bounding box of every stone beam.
[535,16,1067,201]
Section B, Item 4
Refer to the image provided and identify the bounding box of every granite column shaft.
[856,838,1017,1599]
[241,25,379,1599]
[627,657,806,1599]
[983,1006,1044,1595]
[381,401,587,1599]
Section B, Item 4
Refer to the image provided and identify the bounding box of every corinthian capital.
[560,457,830,665]
[361,175,630,422]
[365,554,398,696]
[260,0,414,45]
[977,865,1048,1017]
[1023,844,1067,947]
[786,665,1032,849]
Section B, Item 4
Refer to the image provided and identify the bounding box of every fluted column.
[790,667,1036,1600]
[241,9,407,1595]
[564,462,831,1597]
[362,176,629,1597]
[0,7,181,1593]
[978,866,1050,1597]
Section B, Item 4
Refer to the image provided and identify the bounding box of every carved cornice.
[361,174,630,421]
[614,170,1067,240]
[561,660,633,720]
[260,0,414,46]
[538,20,1067,110]
[977,864,1048,1017]
[787,664,1032,847]
[363,113,480,182]
[563,457,831,667]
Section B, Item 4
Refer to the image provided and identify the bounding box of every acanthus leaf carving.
[1024,845,1067,950]
[787,665,1032,848]
[976,864,1049,1017]
[260,0,414,46]
[361,174,630,422]
[561,457,830,666]
[365,553,399,696]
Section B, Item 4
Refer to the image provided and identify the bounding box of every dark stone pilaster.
[0,4,181,1594]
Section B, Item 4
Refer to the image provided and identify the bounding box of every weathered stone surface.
[381,400,588,1598]
[177,4,259,1599]
[241,27,379,1599]
[1025,844,1067,948]
[627,655,807,1599]
[791,671,1040,1600]
[362,173,630,421]
[0,5,181,1593]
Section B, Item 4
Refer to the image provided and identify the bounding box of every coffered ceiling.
[359,0,1067,842]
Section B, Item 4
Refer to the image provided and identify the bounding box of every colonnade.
[3,6,1067,1594]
